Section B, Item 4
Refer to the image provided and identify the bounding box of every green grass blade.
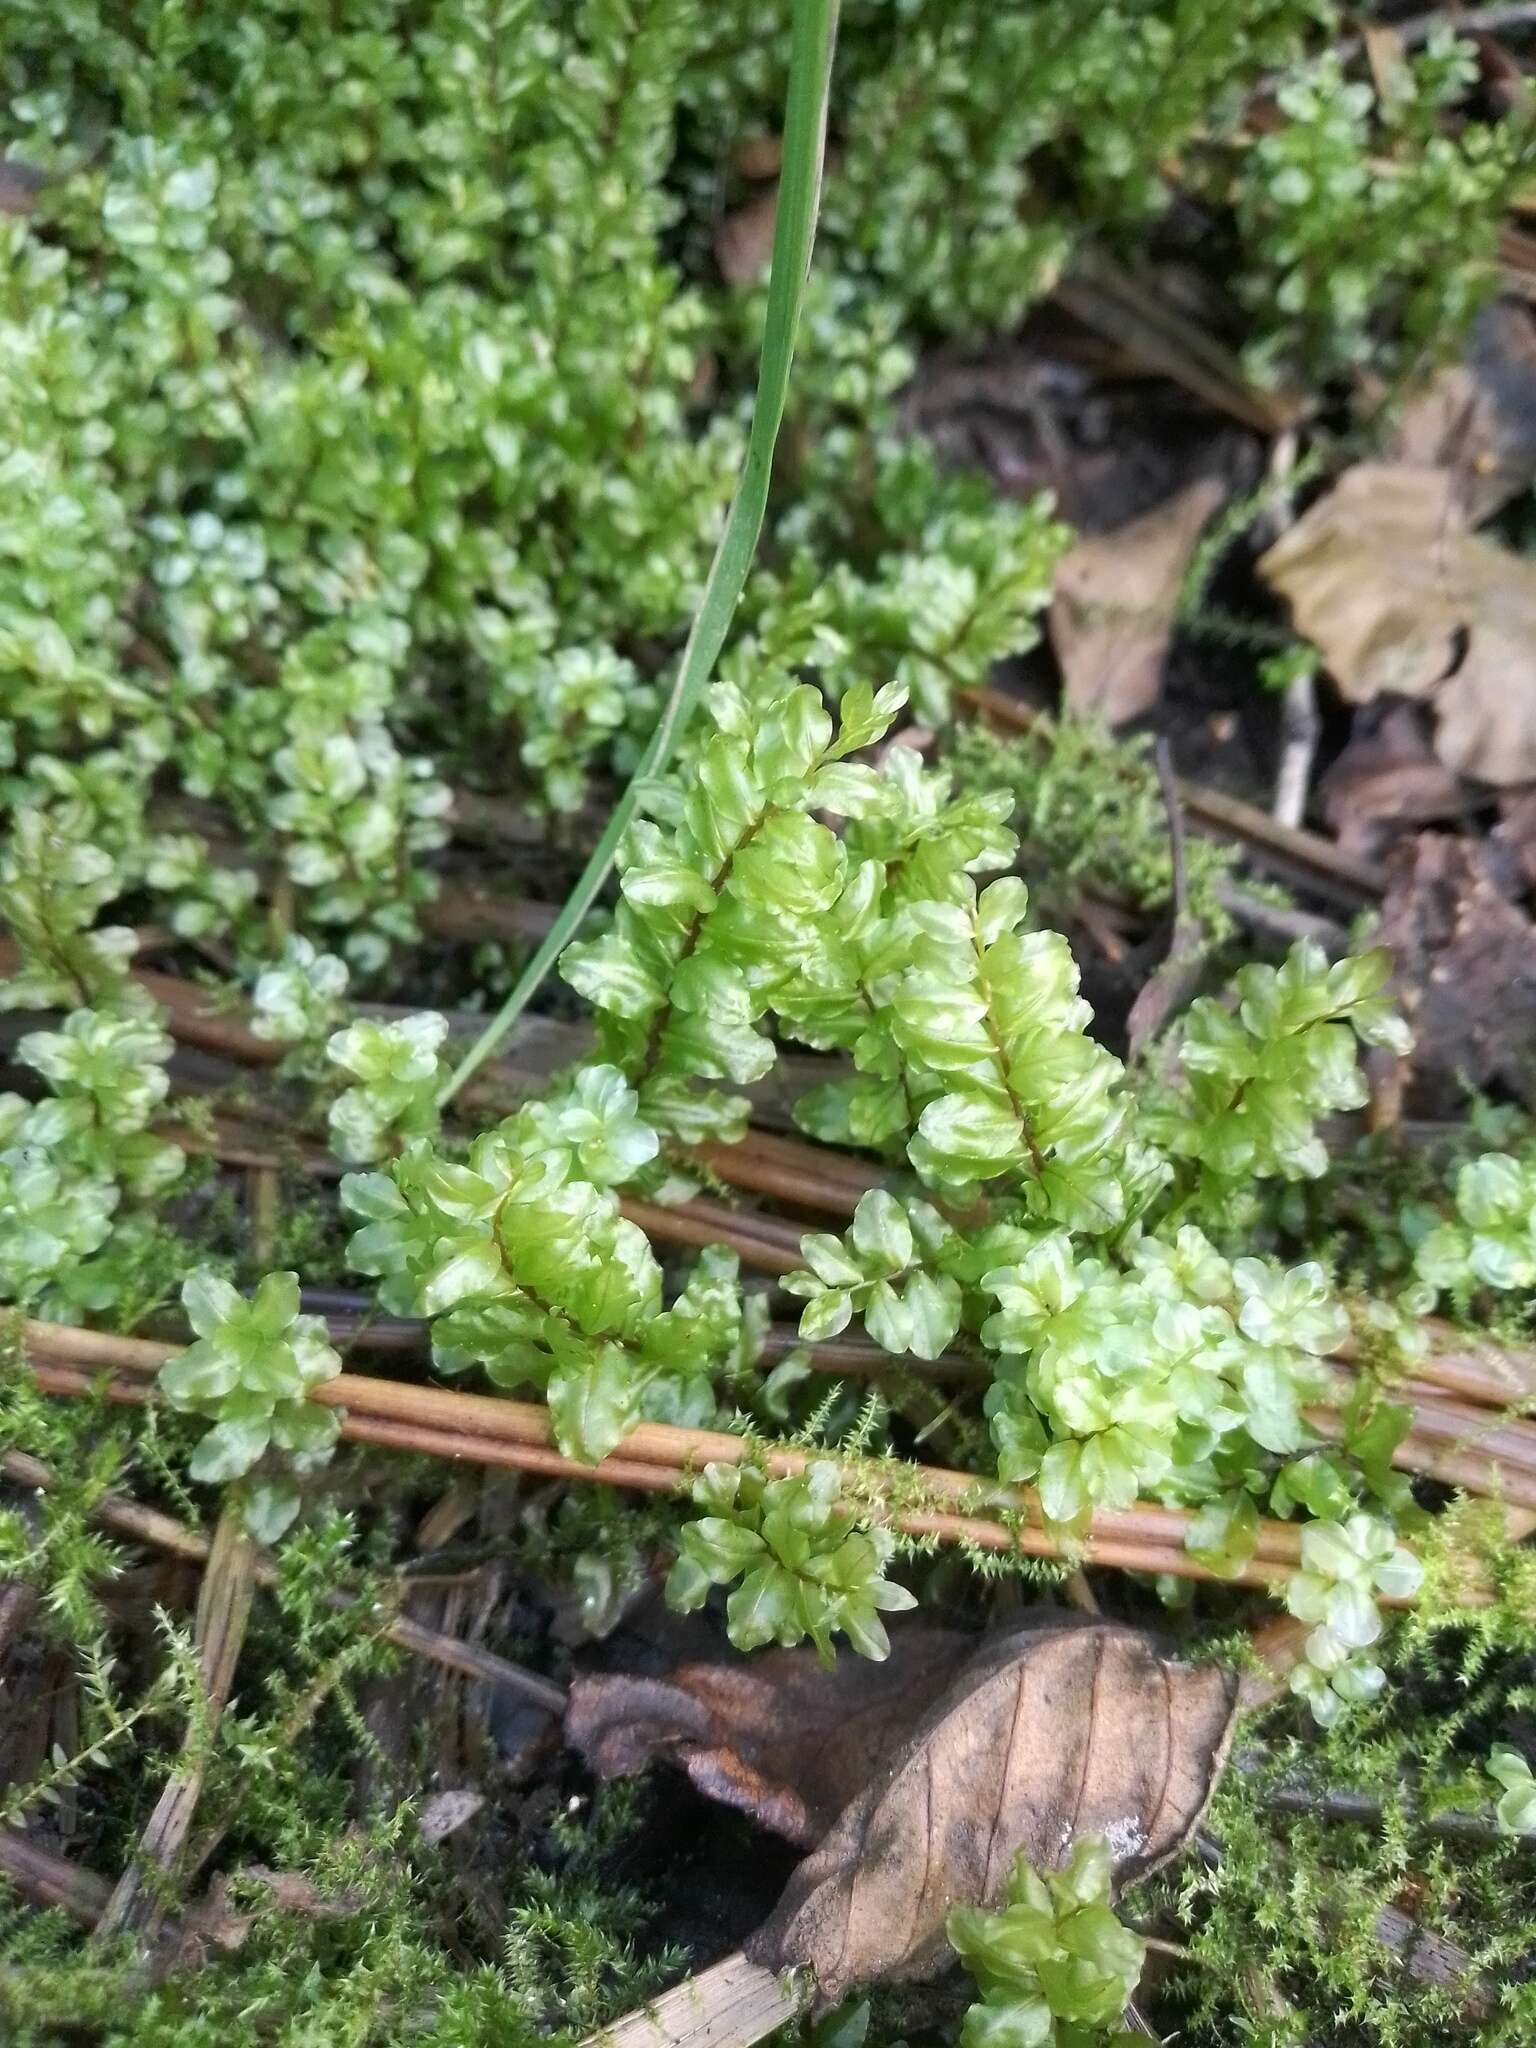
[439,0,840,1108]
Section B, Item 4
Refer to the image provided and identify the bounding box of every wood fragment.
[1273,668,1321,832]
[95,1500,257,1943]
[0,1581,40,1662]
[247,1164,278,1268]
[581,1949,811,2048]
[0,1827,113,1927]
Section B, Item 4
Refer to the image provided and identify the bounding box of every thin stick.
[25,1312,1536,1509]
[29,1356,1490,1597]
[172,1111,818,1276]
[1153,739,1188,920]
[691,1129,881,1213]
[95,1499,257,1943]
[438,0,842,1106]
[1125,738,1205,1056]
[959,687,1387,906]
[1273,669,1320,832]
[1407,1338,1536,1409]
[618,1194,804,1275]
[248,1164,278,1269]
[33,1325,1528,1589]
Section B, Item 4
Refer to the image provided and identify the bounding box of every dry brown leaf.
[416,1787,486,1844]
[1375,833,1536,1112]
[715,187,779,286]
[1360,22,1407,100]
[173,1865,368,1965]
[746,1623,1239,2003]
[1050,474,1227,724]
[1260,464,1536,785]
[566,1629,965,1847]
[1388,299,1536,522]
[733,134,783,181]
[1319,704,1467,860]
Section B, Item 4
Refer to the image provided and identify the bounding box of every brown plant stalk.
[16,1318,1476,1600]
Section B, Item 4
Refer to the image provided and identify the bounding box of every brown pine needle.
[9,1317,1454,1598]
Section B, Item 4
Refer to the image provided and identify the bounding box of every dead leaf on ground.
[1388,298,1536,521]
[733,134,782,181]
[1319,703,1469,861]
[1050,473,1229,724]
[715,187,779,286]
[417,1787,486,1844]
[172,1865,368,1965]
[1260,464,1536,785]
[1376,832,1536,1112]
[746,1623,1239,2004]
[566,1629,965,1847]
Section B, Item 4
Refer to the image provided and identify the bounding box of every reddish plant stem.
[25,1345,1503,1601]
[18,1337,1293,1582]
[13,1320,1321,1590]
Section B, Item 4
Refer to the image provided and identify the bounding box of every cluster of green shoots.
[0,0,1516,1741]
[159,1271,343,1541]
[274,656,1431,1715]
[1,0,1518,1032]
[1,7,1533,2043]
[667,1460,916,1666]
[947,1834,1146,2048]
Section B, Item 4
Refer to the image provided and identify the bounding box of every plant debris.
[567,1628,965,1847]
[1260,462,1536,784]
[1375,831,1536,1110]
[6,7,1536,2045]
[1050,473,1230,724]
[746,1624,1240,2003]
[1319,703,1468,861]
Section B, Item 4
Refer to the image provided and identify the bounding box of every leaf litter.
[746,1624,1238,2002]
[572,1619,1239,2006]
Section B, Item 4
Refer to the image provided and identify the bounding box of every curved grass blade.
[439,0,841,1106]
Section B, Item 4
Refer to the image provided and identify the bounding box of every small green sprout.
[946,1834,1147,2048]
[1489,1747,1536,1837]
[158,1270,343,1541]
[665,1460,916,1665]
[1413,1153,1536,1300]
[251,935,350,1049]
[1285,1512,1423,1726]
[325,1013,448,1164]
[785,1188,962,1357]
